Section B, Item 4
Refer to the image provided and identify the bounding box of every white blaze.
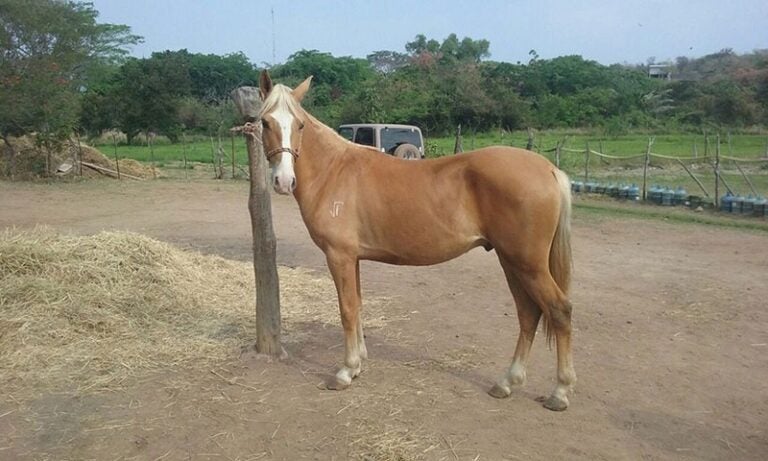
[271,105,296,194]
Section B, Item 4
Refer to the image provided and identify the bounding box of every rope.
[554,147,768,164]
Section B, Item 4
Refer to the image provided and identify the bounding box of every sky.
[90,0,767,66]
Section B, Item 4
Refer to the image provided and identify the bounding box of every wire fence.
[535,136,768,218]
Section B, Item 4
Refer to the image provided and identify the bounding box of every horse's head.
[258,70,312,195]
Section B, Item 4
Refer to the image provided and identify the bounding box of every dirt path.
[1,179,767,460]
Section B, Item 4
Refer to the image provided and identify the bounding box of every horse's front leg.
[325,252,363,390]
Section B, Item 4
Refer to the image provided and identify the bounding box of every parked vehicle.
[337,123,424,159]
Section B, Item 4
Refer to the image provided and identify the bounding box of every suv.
[338,124,425,160]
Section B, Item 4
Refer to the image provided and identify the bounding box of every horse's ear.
[259,70,273,100]
[292,76,313,102]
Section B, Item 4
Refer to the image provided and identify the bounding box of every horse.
[257,70,576,411]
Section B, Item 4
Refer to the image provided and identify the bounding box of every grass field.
[429,130,768,158]
[94,131,768,163]
[92,130,768,199]
[93,135,251,166]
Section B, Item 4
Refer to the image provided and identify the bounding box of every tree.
[186,51,257,103]
[271,50,374,126]
[111,51,192,143]
[366,50,408,74]
[0,0,139,173]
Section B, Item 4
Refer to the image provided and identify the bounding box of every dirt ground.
[1,179,767,460]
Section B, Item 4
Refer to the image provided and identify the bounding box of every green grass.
[428,130,768,159]
[93,137,250,167]
[574,198,768,234]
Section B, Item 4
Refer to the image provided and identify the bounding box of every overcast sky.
[91,0,766,66]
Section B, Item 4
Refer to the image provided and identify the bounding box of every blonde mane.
[259,84,304,119]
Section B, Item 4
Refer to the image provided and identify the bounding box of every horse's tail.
[549,168,573,297]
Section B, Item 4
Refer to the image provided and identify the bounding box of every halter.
[264,120,303,163]
[265,146,299,162]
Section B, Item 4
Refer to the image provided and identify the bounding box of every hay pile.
[78,142,156,179]
[0,228,393,399]
[0,135,155,180]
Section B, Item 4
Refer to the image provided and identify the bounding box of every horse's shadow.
[274,321,541,402]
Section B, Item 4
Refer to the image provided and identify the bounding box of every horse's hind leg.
[355,261,368,360]
[517,269,576,411]
[489,257,542,399]
[325,252,363,390]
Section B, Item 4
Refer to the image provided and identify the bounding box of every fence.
[538,136,768,217]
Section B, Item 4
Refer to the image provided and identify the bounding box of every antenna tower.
[271,7,276,65]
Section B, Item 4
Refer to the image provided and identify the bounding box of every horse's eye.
[299,122,305,130]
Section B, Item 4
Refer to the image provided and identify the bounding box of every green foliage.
[6,3,763,151]
[81,49,253,142]
[0,0,139,141]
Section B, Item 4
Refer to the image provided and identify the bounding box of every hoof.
[325,377,351,391]
[542,395,569,411]
[488,384,512,399]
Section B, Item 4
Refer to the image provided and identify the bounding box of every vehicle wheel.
[393,143,421,160]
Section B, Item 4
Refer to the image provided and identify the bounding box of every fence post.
[555,141,561,169]
[642,137,653,201]
[182,132,188,180]
[231,132,236,179]
[584,141,590,183]
[453,123,463,154]
[526,128,534,151]
[112,133,121,180]
[148,131,157,179]
[714,134,720,209]
[231,86,283,357]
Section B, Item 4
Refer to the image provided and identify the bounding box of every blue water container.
[720,193,734,212]
[628,184,640,201]
[742,195,756,215]
[661,188,674,206]
[673,186,688,206]
[649,185,663,204]
[753,196,767,217]
[572,180,583,193]
[618,184,630,200]
[731,195,745,214]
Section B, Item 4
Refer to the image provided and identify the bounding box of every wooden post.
[453,123,463,154]
[112,133,121,180]
[714,134,720,209]
[148,131,157,179]
[734,161,758,196]
[584,141,590,183]
[231,86,283,357]
[642,137,653,201]
[74,132,84,176]
[182,132,188,180]
[677,159,710,197]
[231,132,236,178]
[526,128,534,151]
[210,136,218,179]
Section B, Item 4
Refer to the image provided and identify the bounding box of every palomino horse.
[258,71,576,411]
